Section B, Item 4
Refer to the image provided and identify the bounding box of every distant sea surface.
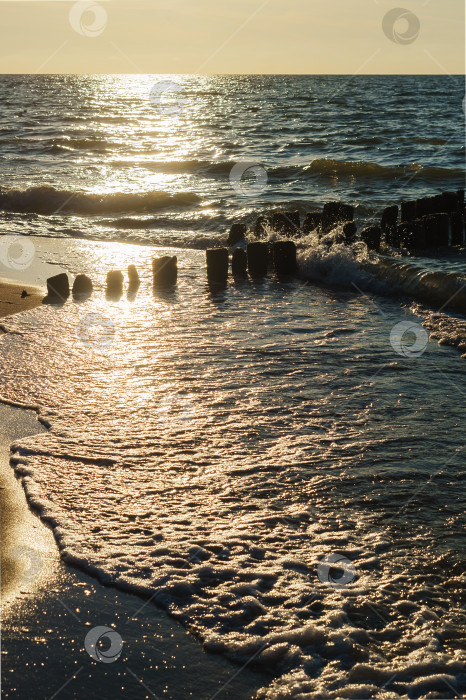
[0,74,464,246]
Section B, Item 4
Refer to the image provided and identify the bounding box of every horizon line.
[1,72,464,77]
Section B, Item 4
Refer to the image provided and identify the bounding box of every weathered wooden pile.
[206,240,298,283]
[227,189,465,253]
[43,256,178,302]
[43,190,465,298]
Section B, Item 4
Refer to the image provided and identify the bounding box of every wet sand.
[0,278,49,605]
[0,278,43,320]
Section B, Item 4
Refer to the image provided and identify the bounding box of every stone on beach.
[152,256,177,287]
[272,241,297,276]
[45,273,70,302]
[72,274,93,298]
[247,242,268,277]
[206,248,228,283]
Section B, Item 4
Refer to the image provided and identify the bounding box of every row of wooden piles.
[226,189,465,252]
[206,241,297,283]
[42,189,465,300]
[43,257,179,301]
[43,243,296,302]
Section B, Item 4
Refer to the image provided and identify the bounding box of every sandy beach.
[0,279,49,606]
[0,279,42,320]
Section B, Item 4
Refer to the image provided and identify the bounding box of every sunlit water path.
[0,74,464,247]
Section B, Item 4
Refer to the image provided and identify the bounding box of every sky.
[0,0,464,74]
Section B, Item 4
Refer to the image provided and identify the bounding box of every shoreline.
[0,402,267,699]
[0,282,266,699]
[1,236,465,698]
[0,403,57,609]
[0,277,52,606]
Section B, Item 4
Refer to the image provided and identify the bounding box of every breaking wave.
[369,257,466,315]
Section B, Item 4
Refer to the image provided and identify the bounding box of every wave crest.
[0,186,201,216]
[305,158,464,182]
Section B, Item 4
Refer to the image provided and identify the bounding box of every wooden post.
[247,242,268,277]
[152,256,177,287]
[272,241,297,276]
[206,248,228,283]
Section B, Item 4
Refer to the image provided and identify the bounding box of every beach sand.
[0,277,266,699]
[0,279,43,320]
[0,279,50,607]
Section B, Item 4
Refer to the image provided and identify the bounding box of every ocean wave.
[293,232,466,345]
[303,158,464,182]
[409,136,448,146]
[140,157,464,184]
[47,137,113,154]
[0,186,201,215]
[370,257,466,314]
[142,159,238,175]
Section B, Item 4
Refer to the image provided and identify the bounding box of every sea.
[0,74,465,699]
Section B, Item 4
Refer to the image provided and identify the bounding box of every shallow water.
[0,237,465,698]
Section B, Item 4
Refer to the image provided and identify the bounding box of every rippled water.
[0,237,465,698]
[1,74,465,697]
[0,74,464,246]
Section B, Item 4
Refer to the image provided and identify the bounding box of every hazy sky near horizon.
[0,0,464,74]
